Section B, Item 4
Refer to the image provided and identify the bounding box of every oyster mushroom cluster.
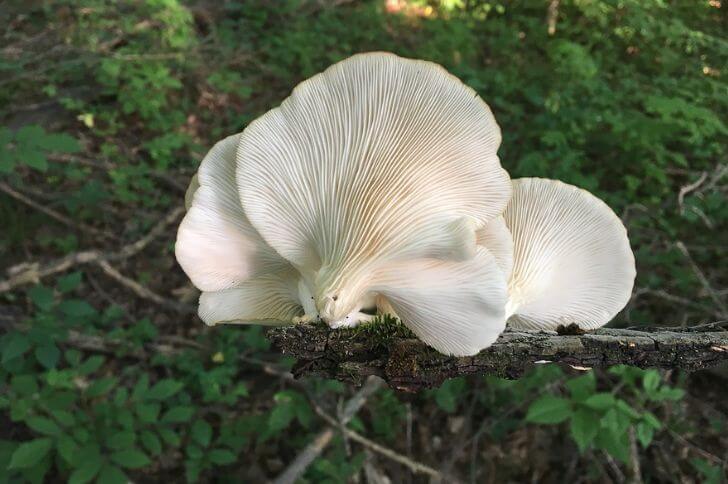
[176,52,636,357]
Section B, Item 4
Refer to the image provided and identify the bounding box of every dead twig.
[95,259,194,314]
[675,241,728,318]
[0,181,114,240]
[547,0,560,35]
[628,427,643,484]
[0,206,184,293]
[677,171,708,213]
[273,376,385,484]
[668,429,726,466]
[312,404,447,481]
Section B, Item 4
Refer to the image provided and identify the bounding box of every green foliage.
[1,0,725,480]
[0,125,79,174]
[525,366,682,462]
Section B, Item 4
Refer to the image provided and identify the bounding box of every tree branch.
[267,322,728,392]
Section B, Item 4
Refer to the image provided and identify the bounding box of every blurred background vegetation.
[0,0,726,482]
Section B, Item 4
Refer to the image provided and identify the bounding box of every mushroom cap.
[235,52,510,319]
[504,178,636,330]
[176,134,305,326]
[371,247,508,356]
[476,216,514,279]
[176,134,290,293]
[198,268,302,326]
[184,173,199,211]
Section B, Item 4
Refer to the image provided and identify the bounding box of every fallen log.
[267,321,728,392]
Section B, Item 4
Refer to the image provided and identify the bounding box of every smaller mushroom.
[496,177,636,330]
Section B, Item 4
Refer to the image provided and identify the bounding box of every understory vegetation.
[1,0,726,482]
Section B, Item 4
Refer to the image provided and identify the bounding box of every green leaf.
[22,149,49,171]
[691,458,722,484]
[191,419,212,447]
[570,408,599,451]
[615,399,641,419]
[106,431,136,450]
[2,333,31,363]
[85,377,117,398]
[50,410,75,426]
[39,133,80,153]
[158,427,181,447]
[642,411,661,430]
[208,448,237,465]
[583,393,616,411]
[8,438,53,469]
[57,272,83,293]
[526,396,572,424]
[35,344,61,369]
[642,370,661,393]
[98,464,128,484]
[110,448,151,469]
[186,443,203,459]
[68,452,102,484]
[28,285,54,311]
[161,406,195,423]
[57,435,79,465]
[77,355,104,375]
[434,378,466,413]
[635,422,655,448]
[594,428,630,463]
[601,408,631,435]
[58,300,96,318]
[0,126,12,145]
[15,125,45,144]
[655,387,685,401]
[145,379,184,400]
[267,401,295,435]
[135,403,161,423]
[11,374,38,395]
[131,374,149,400]
[25,416,61,436]
[565,372,596,401]
[140,430,162,456]
[0,148,16,173]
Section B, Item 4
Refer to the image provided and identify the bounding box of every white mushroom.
[370,247,507,356]
[176,134,289,293]
[236,52,511,331]
[476,216,513,279]
[501,178,636,330]
[176,52,513,356]
[176,135,306,325]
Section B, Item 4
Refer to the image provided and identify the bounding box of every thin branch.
[677,171,708,213]
[0,207,184,293]
[547,0,560,35]
[95,259,194,314]
[628,427,643,484]
[312,404,446,481]
[675,241,728,318]
[0,181,114,240]
[273,376,384,484]
[268,323,728,391]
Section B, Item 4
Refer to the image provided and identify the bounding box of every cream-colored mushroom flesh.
[198,268,302,326]
[236,52,510,323]
[176,134,289,292]
[504,178,636,330]
[475,216,513,279]
[371,247,508,356]
[176,134,305,325]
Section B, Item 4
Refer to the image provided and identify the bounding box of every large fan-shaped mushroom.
[494,178,636,330]
[176,52,512,356]
[236,53,510,339]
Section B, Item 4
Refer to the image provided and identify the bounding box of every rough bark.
[267,322,728,392]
